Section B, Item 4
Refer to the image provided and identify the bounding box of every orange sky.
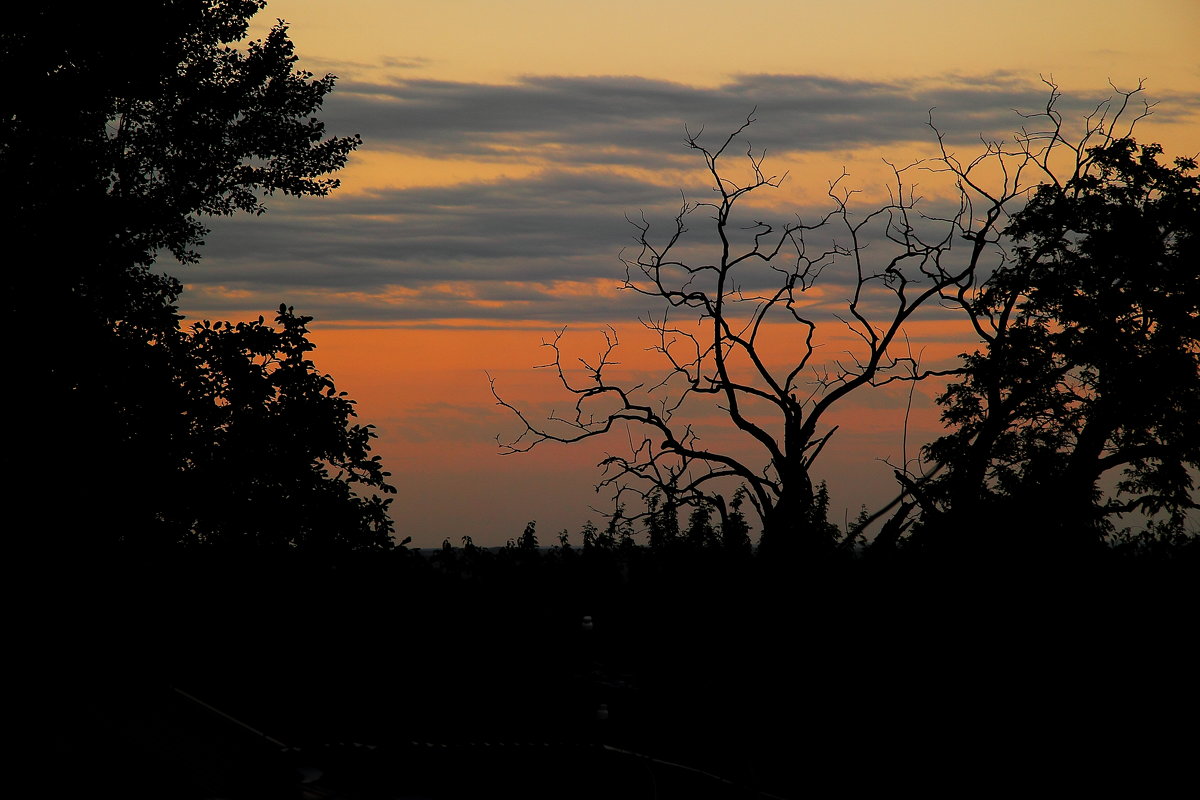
[180,0,1200,546]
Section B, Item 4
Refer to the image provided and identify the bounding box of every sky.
[178,0,1200,547]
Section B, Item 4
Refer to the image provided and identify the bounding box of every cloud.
[379,55,432,70]
[193,170,668,289]
[185,169,983,327]
[326,72,1198,165]
[180,72,1199,326]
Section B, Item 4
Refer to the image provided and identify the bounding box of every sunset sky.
[179,0,1200,547]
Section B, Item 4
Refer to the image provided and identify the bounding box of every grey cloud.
[180,72,1196,326]
[379,55,432,70]
[194,170,678,288]
[184,166,982,327]
[326,72,1197,166]
[190,167,856,288]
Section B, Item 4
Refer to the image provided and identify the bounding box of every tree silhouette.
[493,112,1037,557]
[155,306,395,551]
[4,1,360,329]
[910,92,1199,552]
[3,2,386,552]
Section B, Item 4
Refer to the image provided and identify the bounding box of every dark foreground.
[33,549,1197,798]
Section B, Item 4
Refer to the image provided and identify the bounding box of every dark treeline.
[46,530,1196,798]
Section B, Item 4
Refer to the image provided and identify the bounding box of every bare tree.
[493,94,1088,556]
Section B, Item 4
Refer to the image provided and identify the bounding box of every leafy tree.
[643,492,680,551]
[911,117,1199,551]
[2,2,387,552]
[683,505,718,549]
[4,1,360,329]
[719,489,754,556]
[161,306,395,551]
[579,520,601,551]
[517,521,540,551]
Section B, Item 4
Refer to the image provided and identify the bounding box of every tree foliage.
[4,1,360,326]
[914,135,1199,550]
[159,306,396,551]
[4,2,392,552]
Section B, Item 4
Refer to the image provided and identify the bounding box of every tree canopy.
[157,306,395,551]
[913,137,1199,552]
[4,0,361,326]
[4,1,392,554]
